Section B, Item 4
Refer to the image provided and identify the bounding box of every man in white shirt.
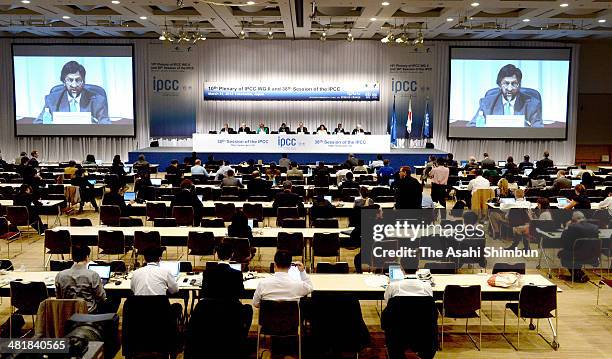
[429,158,449,208]
[190,159,209,176]
[384,267,433,304]
[335,164,351,186]
[131,247,179,296]
[371,154,384,168]
[599,188,612,216]
[214,160,233,180]
[466,169,491,194]
[252,250,313,308]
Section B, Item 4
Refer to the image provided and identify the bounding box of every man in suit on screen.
[468,64,542,128]
[35,60,110,124]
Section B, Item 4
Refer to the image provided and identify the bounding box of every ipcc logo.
[277,137,297,147]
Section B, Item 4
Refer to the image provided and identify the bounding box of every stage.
[128,147,448,168]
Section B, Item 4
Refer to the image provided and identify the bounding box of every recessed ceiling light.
[111,0,120,4]
[381,1,390,5]
[139,16,147,20]
[446,17,454,22]
[470,2,479,7]
[62,15,70,19]
[246,1,255,4]
[598,19,606,23]
[21,0,30,4]
[523,18,530,22]
[559,3,568,7]
[370,17,377,21]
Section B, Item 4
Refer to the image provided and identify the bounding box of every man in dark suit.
[393,167,422,209]
[480,153,495,169]
[537,151,554,169]
[338,171,360,192]
[296,122,308,134]
[237,123,250,133]
[518,155,533,170]
[220,123,236,134]
[35,61,109,124]
[468,64,542,128]
[247,171,271,197]
[333,123,347,135]
[558,211,599,282]
[549,170,572,194]
[201,241,245,300]
[170,179,203,225]
[272,181,303,211]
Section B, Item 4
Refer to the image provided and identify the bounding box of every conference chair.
[312,218,339,229]
[440,284,482,350]
[172,206,195,226]
[187,231,217,264]
[311,233,340,271]
[10,281,49,338]
[492,262,526,274]
[281,218,307,228]
[276,206,300,227]
[49,260,74,272]
[200,218,225,228]
[424,261,457,274]
[242,203,264,223]
[248,195,269,202]
[277,232,305,263]
[6,206,37,239]
[225,237,254,265]
[470,188,495,215]
[221,186,240,197]
[257,300,301,359]
[154,218,178,227]
[97,230,127,260]
[315,262,349,274]
[69,218,92,227]
[145,202,167,225]
[99,205,121,226]
[43,229,71,269]
[570,238,602,284]
[133,231,163,265]
[215,203,236,222]
[119,217,144,227]
[341,188,361,201]
[122,296,179,358]
[0,216,20,258]
[503,285,558,350]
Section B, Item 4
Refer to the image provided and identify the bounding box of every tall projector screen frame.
[12,43,137,138]
[446,46,572,140]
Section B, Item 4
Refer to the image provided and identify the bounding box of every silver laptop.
[557,197,570,206]
[123,166,132,174]
[498,161,506,167]
[388,264,404,282]
[123,191,136,202]
[160,261,180,278]
[150,178,162,186]
[87,263,111,285]
[324,195,332,202]
[571,179,581,187]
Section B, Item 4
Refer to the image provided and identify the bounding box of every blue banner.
[204,83,380,101]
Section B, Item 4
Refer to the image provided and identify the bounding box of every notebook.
[88,264,111,285]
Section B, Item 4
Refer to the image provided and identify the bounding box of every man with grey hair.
[558,211,599,282]
[272,180,303,211]
[549,170,572,194]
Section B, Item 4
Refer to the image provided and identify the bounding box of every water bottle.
[42,107,53,124]
[475,111,485,127]
[272,177,276,187]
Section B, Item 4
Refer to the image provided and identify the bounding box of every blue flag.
[390,96,397,146]
[423,100,431,138]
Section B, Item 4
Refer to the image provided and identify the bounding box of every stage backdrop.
[148,44,197,137]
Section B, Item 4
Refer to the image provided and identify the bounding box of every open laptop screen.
[160,261,180,277]
[87,264,111,280]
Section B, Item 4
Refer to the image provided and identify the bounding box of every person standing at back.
[393,167,422,209]
[429,158,449,208]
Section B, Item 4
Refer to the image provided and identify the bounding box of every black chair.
[172,206,195,227]
[146,202,167,224]
[316,262,349,273]
[281,218,307,228]
[571,238,602,283]
[0,216,20,258]
[311,232,340,271]
[99,205,121,226]
[122,295,179,358]
[10,281,48,337]
[215,203,236,222]
[277,232,305,262]
[440,285,482,350]
[6,206,37,237]
[225,237,253,264]
[382,296,438,359]
[43,229,71,269]
[257,300,301,359]
[97,230,128,259]
[187,231,217,263]
[312,218,339,228]
[424,261,457,274]
[503,285,558,350]
[242,203,264,222]
[200,218,225,228]
[69,218,92,227]
[133,231,163,265]
[276,206,300,227]
[119,217,144,227]
[154,218,177,227]
[492,262,526,274]
[49,260,74,271]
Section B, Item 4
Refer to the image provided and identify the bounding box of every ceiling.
[0,0,611,41]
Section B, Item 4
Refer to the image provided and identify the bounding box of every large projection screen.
[12,44,136,137]
[447,47,571,140]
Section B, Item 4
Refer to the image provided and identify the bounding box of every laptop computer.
[571,179,581,187]
[523,168,533,176]
[498,161,506,167]
[501,169,508,176]
[500,198,516,205]
[570,169,580,177]
[160,261,180,278]
[150,178,162,186]
[557,197,570,206]
[87,263,111,285]
[229,263,242,271]
[123,191,136,202]
[388,264,404,282]
[95,160,103,165]
[247,219,254,229]
[197,194,203,202]
[388,179,395,186]
[123,166,132,174]
[324,195,332,202]
[460,161,467,168]
[88,179,97,185]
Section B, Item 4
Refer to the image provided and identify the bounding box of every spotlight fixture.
[320,30,327,41]
[412,30,424,47]
[159,31,166,41]
[381,1,390,5]
[62,15,71,19]
[267,29,274,39]
[598,19,606,23]
[239,29,246,39]
[247,0,255,4]
[346,31,354,42]
[522,18,530,22]
[446,17,454,22]
[370,17,377,21]
[470,2,479,7]
[111,0,120,4]
[192,32,206,43]
[559,3,568,7]
[177,0,184,6]
[139,16,147,20]
[21,0,30,3]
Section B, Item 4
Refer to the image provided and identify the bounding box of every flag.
[390,96,397,146]
[423,100,431,138]
[406,96,413,137]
